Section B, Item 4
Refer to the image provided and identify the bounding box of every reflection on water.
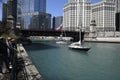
[25,41,120,80]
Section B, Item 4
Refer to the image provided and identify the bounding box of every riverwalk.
[84,37,120,43]
[0,44,42,80]
[17,44,42,80]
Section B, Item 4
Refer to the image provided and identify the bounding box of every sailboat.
[68,0,90,51]
[68,25,90,51]
[56,24,67,44]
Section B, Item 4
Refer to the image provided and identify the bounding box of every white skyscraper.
[63,0,91,31]
[77,0,91,31]
[92,0,115,31]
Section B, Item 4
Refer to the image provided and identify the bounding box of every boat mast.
[79,24,82,44]
[77,0,80,44]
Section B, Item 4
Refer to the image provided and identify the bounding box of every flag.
[56,24,63,31]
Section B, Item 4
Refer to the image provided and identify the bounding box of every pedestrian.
[9,38,15,68]
[7,37,13,71]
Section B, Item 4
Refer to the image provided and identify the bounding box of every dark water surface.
[25,41,120,80]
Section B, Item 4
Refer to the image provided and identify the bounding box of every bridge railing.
[19,29,85,41]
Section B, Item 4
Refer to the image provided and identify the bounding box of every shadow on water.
[24,42,59,51]
[68,48,89,56]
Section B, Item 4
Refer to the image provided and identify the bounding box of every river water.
[25,41,120,80]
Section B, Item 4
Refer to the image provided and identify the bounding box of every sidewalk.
[84,37,120,43]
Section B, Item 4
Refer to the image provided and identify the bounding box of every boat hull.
[69,47,90,51]
[68,45,90,51]
[56,41,67,44]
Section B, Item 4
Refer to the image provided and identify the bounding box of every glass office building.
[17,0,46,14]
[17,0,51,30]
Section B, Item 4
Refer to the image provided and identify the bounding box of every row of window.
[17,14,51,30]
[92,6,115,12]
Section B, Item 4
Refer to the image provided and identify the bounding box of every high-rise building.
[17,0,51,30]
[92,0,115,31]
[2,0,17,28]
[7,0,13,16]
[52,16,63,30]
[63,0,91,31]
[2,3,7,22]
[17,0,46,14]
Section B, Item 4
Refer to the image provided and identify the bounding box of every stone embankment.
[17,44,42,80]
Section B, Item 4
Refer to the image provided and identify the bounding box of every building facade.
[17,0,46,14]
[91,0,115,32]
[2,0,17,29]
[52,16,63,30]
[2,3,7,22]
[17,0,51,30]
[63,0,91,31]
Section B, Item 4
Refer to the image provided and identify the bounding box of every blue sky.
[0,0,101,21]
[46,0,101,17]
[0,0,7,21]
[46,0,67,17]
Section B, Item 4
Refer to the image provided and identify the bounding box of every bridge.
[19,29,85,41]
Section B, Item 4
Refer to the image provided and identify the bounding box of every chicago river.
[24,41,120,80]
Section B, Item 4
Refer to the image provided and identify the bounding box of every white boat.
[68,41,90,51]
[56,40,67,44]
[68,27,90,51]
[56,24,68,44]
[56,34,67,44]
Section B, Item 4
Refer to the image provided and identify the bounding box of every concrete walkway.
[84,37,120,43]
[17,44,42,80]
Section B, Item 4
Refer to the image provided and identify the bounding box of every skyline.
[0,0,101,21]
